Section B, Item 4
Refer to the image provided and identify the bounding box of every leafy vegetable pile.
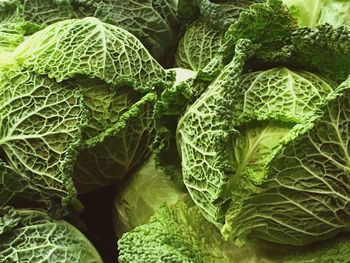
[2,0,350,262]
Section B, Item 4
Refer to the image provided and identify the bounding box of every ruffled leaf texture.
[175,0,260,71]
[118,200,262,263]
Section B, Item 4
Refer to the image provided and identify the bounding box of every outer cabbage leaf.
[178,61,335,230]
[152,68,197,179]
[177,40,257,226]
[113,156,186,237]
[289,24,350,83]
[136,0,298,182]
[192,0,297,92]
[0,160,36,207]
[225,1,350,83]
[175,19,223,71]
[0,0,72,52]
[196,0,264,30]
[318,0,350,27]
[13,17,173,93]
[21,0,74,27]
[71,0,183,66]
[0,207,103,263]
[2,0,186,66]
[118,201,263,263]
[0,67,86,211]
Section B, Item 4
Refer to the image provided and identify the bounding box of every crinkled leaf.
[0,207,103,263]
[318,0,350,28]
[177,40,256,226]
[13,17,173,92]
[0,160,33,207]
[282,0,323,28]
[118,201,262,263]
[11,17,173,193]
[175,0,261,71]
[221,0,297,64]
[175,19,224,71]
[21,0,74,27]
[289,24,350,83]
[71,0,183,66]
[0,0,25,54]
[280,233,350,263]
[198,0,262,31]
[74,92,157,193]
[0,67,86,211]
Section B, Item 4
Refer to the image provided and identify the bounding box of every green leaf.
[175,0,261,71]
[232,121,292,185]
[289,24,350,83]
[198,0,261,31]
[71,0,183,65]
[0,67,86,212]
[10,17,174,193]
[280,233,350,262]
[21,0,74,26]
[0,160,32,207]
[0,0,25,54]
[177,40,257,226]
[13,17,173,92]
[175,19,224,71]
[223,0,297,63]
[74,92,158,193]
[0,207,103,263]
[282,0,323,28]
[318,0,350,28]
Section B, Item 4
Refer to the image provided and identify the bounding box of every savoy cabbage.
[0,16,173,212]
[3,0,350,262]
[176,0,350,247]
